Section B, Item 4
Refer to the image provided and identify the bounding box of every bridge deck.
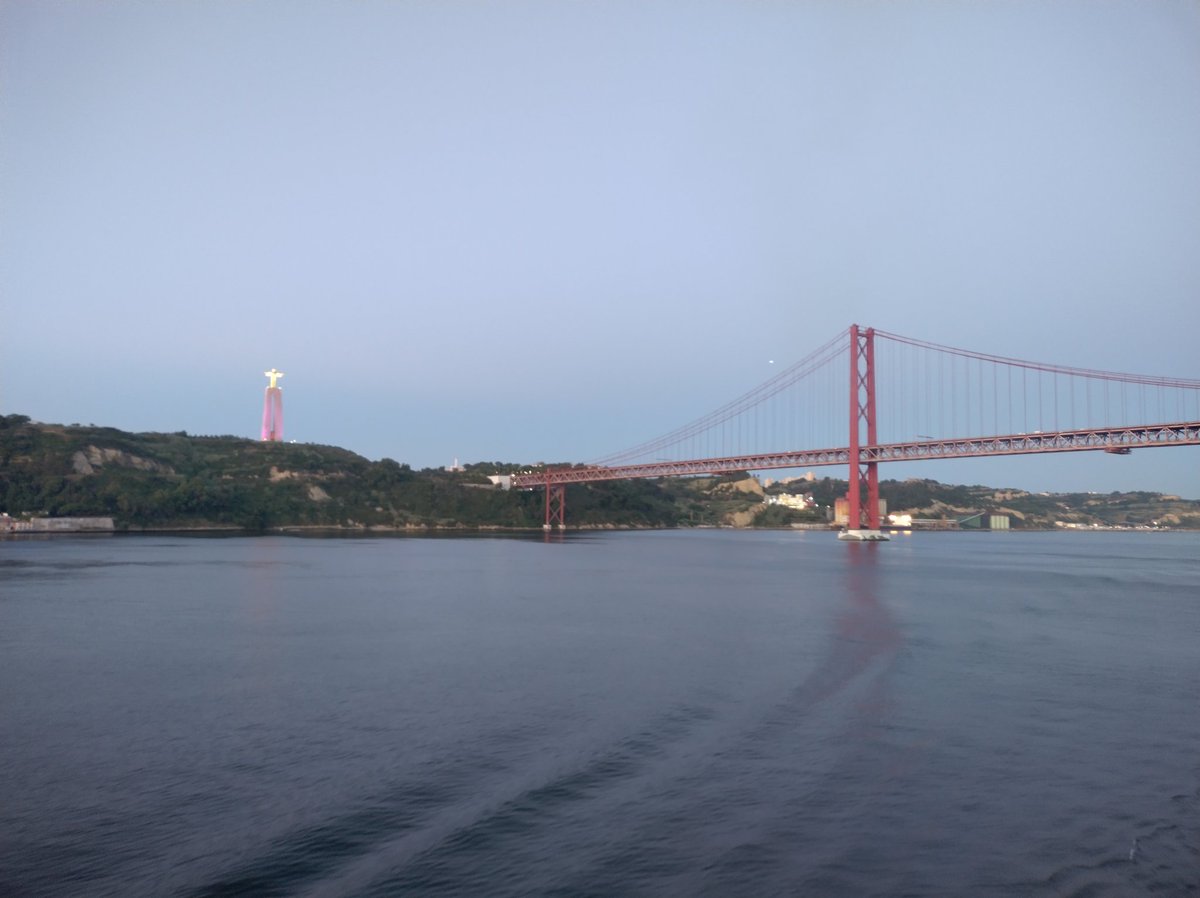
[510,421,1200,488]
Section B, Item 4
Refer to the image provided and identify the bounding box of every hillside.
[869,478,1200,530]
[0,415,729,531]
[1,415,1196,531]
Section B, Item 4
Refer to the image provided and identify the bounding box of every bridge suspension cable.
[872,330,1200,445]
[592,330,847,466]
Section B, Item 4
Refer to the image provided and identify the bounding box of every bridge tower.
[261,368,284,442]
[843,326,886,540]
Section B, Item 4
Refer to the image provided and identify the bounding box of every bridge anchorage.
[512,325,1200,537]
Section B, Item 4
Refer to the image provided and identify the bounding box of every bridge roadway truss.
[511,421,1200,490]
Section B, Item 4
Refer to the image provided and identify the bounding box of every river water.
[1,530,1197,897]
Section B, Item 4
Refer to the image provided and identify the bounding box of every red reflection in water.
[793,544,902,711]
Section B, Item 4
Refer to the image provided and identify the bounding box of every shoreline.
[4,522,1196,538]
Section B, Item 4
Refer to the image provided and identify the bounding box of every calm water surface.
[1,530,1197,897]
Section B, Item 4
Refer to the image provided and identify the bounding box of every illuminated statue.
[261,369,284,441]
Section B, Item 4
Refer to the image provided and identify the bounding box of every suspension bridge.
[511,325,1200,537]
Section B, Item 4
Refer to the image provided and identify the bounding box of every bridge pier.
[543,482,566,530]
[838,529,889,541]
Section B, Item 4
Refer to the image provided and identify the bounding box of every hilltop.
[1,415,1197,532]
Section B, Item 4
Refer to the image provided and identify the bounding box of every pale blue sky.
[3,1,1198,494]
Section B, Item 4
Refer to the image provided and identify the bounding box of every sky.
[2,1,1199,495]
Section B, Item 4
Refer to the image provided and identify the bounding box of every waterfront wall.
[2,516,115,532]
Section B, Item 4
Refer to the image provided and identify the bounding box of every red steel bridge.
[512,325,1200,532]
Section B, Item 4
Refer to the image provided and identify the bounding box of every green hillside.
[1,415,1197,531]
[0,415,710,531]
